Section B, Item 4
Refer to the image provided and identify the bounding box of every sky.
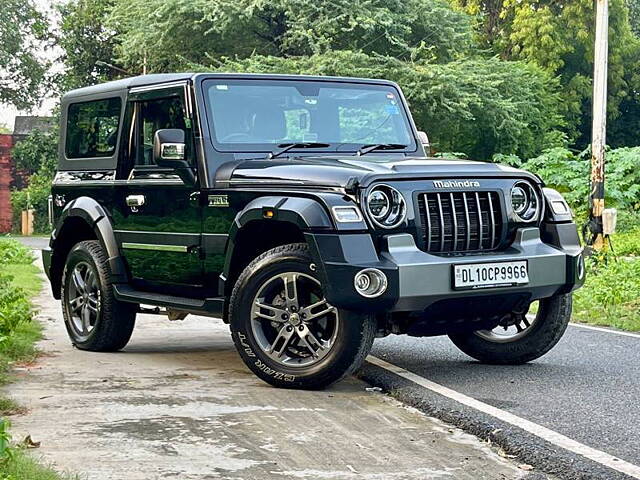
[0,0,61,131]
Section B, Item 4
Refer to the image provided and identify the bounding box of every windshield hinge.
[345,177,360,195]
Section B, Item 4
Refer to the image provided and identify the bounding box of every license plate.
[453,261,529,290]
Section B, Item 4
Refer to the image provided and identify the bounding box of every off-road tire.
[229,243,376,389]
[61,240,136,351]
[448,293,572,364]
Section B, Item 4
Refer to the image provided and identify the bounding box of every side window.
[66,98,122,159]
[135,96,186,167]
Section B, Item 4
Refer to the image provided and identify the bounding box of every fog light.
[354,269,388,298]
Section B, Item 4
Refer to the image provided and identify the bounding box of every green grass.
[611,228,640,257]
[2,264,42,298]
[0,241,69,480]
[573,257,640,331]
[0,398,23,417]
[1,449,76,480]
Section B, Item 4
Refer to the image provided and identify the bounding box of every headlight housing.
[510,181,540,222]
[365,184,407,229]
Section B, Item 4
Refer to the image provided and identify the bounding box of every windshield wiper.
[268,142,330,159]
[356,143,408,156]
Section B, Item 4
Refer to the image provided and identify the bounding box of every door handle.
[126,195,146,207]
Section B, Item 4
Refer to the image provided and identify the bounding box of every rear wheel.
[61,240,136,351]
[229,243,375,389]
[448,293,572,364]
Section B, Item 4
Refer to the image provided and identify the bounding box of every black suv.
[43,73,585,389]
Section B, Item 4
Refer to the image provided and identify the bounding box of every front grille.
[418,191,504,252]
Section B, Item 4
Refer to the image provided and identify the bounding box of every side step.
[113,285,224,317]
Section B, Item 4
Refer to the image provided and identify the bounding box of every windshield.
[203,79,416,154]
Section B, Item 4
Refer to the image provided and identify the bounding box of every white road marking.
[570,322,640,339]
[367,355,640,480]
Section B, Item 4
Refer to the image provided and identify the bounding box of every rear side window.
[65,98,122,159]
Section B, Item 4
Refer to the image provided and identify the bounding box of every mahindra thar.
[43,73,585,389]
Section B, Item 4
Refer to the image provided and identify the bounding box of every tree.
[10,128,58,234]
[0,0,49,109]
[450,0,640,149]
[56,0,121,89]
[628,0,640,36]
[105,0,474,72]
[11,129,58,175]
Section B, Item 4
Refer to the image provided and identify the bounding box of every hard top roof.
[62,73,398,100]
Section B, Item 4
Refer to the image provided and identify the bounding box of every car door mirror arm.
[153,128,196,185]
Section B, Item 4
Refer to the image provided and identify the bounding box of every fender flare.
[51,196,128,283]
[220,196,336,293]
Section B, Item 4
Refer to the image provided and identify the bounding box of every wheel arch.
[49,197,127,299]
[220,196,336,300]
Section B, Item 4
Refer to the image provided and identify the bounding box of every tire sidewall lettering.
[237,331,296,382]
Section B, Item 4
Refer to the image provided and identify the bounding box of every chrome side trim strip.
[122,243,188,253]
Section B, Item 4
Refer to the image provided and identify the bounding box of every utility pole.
[589,0,609,251]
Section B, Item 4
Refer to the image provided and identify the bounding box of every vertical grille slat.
[436,193,445,252]
[420,190,503,253]
[488,193,496,249]
[450,193,458,251]
[463,192,471,250]
[475,192,483,250]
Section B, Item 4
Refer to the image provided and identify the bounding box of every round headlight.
[368,190,390,219]
[366,185,407,229]
[510,181,540,222]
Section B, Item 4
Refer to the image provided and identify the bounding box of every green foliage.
[0,419,13,466]
[11,130,58,175]
[627,0,640,36]
[451,0,640,150]
[0,241,34,266]
[0,275,31,343]
[612,229,640,256]
[0,0,50,108]
[0,416,69,480]
[56,0,120,89]
[10,129,57,235]
[198,51,563,160]
[500,147,640,217]
[106,0,473,74]
[573,257,640,331]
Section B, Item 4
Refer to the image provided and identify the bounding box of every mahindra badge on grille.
[433,180,481,188]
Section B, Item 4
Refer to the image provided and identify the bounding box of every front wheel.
[448,293,572,365]
[229,243,376,389]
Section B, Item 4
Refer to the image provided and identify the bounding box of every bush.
[612,229,640,257]
[0,240,34,265]
[11,170,54,235]
[499,147,640,219]
[10,129,57,235]
[573,257,640,331]
[0,241,33,343]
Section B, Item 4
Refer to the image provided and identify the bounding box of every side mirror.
[153,129,195,184]
[417,131,431,156]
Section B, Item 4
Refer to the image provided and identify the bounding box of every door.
[112,84,204,295]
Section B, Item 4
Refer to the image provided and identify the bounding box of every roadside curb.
[358,361,632,480]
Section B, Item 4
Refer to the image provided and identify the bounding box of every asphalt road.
[363,325,640,479]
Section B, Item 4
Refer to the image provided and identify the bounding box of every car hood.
[222,155,540,189]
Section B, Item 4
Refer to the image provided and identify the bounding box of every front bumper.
[306,224,584,313]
